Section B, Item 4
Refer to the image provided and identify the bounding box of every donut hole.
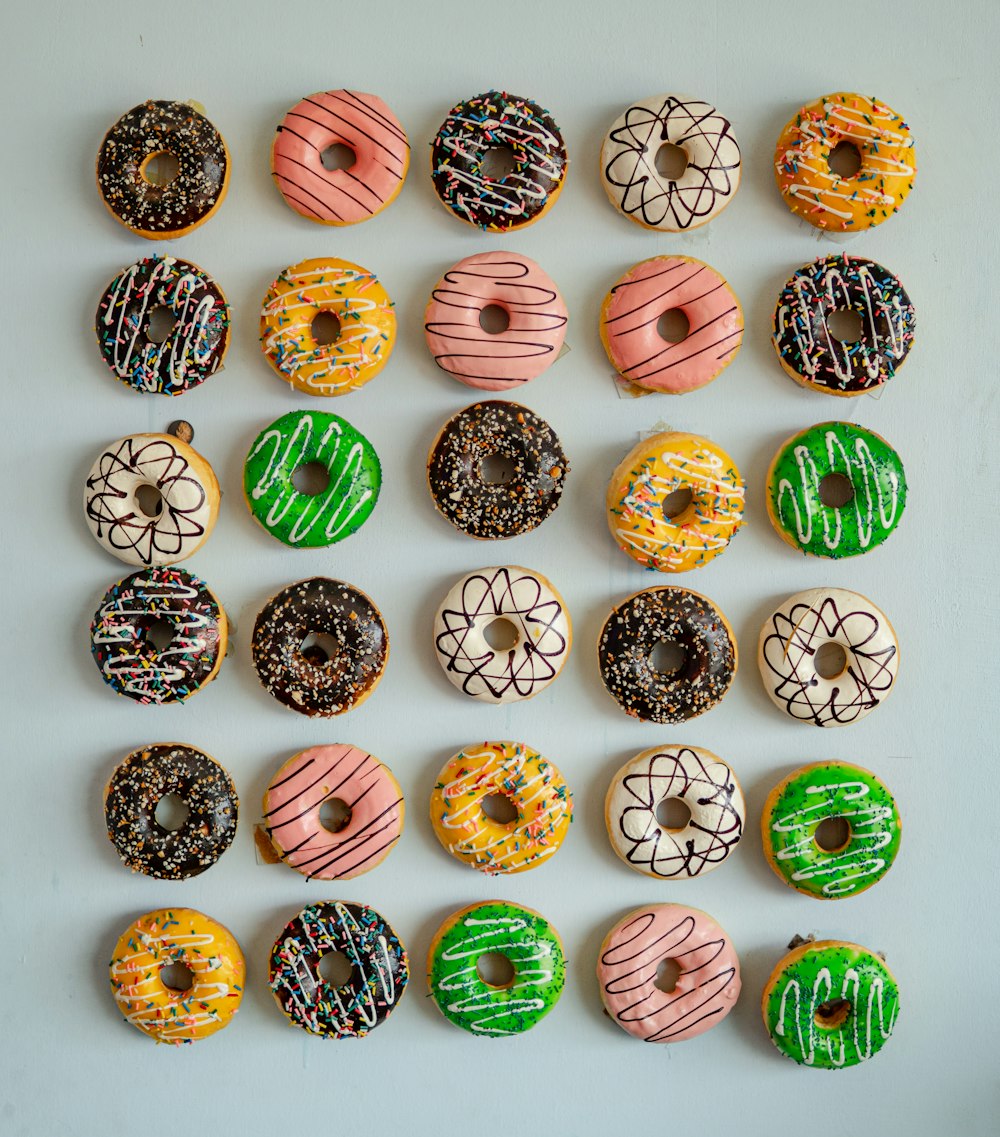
[145,305,178,344]
[478,453,517,485]
[655,797,692,832]
[141,617,175,653]
[814,815,852,853]
[481,792,519,826]
[479,145,518,182]
[319,142,356,172]
[827,141,862,179]
[650,640,687,677]
[300,631,340,667]
[657,308,691,344]
[291,461,331,497]
[479,304,510,335]
[661,485,693,521]
[317,950,355,989]
[159,961,194,993]
[318,797,353,834]
[827,308,864,344]
[654,142,689,181]
[154,793,190,833]
[814,641,848,680]
[819,473,855,509]
[815,997,852,1030]
[483,617,520,652]
[311,310,342,346]
[135,483,165,518]
[476,951,516,989]
[140,150,180,187]
[654,958,682,993]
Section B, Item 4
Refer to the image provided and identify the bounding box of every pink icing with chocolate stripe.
[263,745,403,880]
[602,256,743,393]
[598,904,741,1042]
[272,90,409,224]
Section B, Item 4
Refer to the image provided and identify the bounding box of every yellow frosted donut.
[606,432,745,572]
[774,92,915,232]
[109,907,245,1044]
[429,740,573,874]
[259,257,396,396]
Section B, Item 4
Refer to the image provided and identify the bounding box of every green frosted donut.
[427,901,565,1037]
[766,422,906,559]
[244,410,381,548]
[763,940,900,1068]
[761,762,901,899]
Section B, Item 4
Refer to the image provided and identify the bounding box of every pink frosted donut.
[598,904,741,1042]
[600,256,743,393]
[262,745,404,880]
[271,90,410,225]
[424,251,568,391]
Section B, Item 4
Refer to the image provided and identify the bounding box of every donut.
[263,745,403,880]
[601,94,741,231]
[761,762,901,899]
[772,255,916,396]
[427,901,566,1036]
[96,100,229,239]
[95,256,230,395]
[109,908,245,1043]
[429,741,573,874]
[433,565,571,704]
[605,746,744,879]
[90,566,227,704]
[271,89,409,225]
[767,420,907,560]
[427,401,569,539]
[244,410,381,548]
[606,431,745,572]
[600,257,743,393]
[598,587,737,724]
[762,939,900,1067]
[598,905,741,1042]
[104,744,238,880]
[423,251,568,391]
[84,432,220,567]
[268,902,408,1038]
[758,587,899,728]
[259,257,396,397]
[430,90,568,231]
[251,578,388,717]
[774,92,915,232]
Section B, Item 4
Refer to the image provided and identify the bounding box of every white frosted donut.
[600,94,741,232]
[758,587,899,728]
[433,565,571,704]
[605,745,745,879]
[84,433,220,567]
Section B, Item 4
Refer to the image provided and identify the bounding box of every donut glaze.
[433,566,571,704]
[758,587,899,728]
[601,257,743,393]
[427,901,566,1036]
[430,91,568,231]
[761,762,901,899]
[269,902,408,1038]
[598,587,737,724]
[767,422,907,559]
[96,100,229,239]
[104,744,238,880]
[427,400,568,539]
[251,578,388,717]
[598,905,741,1042]
[601,94,741,231]
[430,741,573,874]
[605,746,744,879]
[90,566,227,704]
[272,89,409,225]
[772,255,916,396]
[263,745,403,880]
[424,251,568,390]
[95,256,230,395]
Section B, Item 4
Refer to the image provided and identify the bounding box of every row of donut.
[96,250,916,399]
[96,90,916,239]
[89,566,898,729]
[111,900,899,1068]
[107,740,900,897]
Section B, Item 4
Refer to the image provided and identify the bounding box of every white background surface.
[3,1,998,1133]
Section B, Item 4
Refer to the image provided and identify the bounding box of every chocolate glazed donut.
[598,587,737,724]
[104,744,238,880]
